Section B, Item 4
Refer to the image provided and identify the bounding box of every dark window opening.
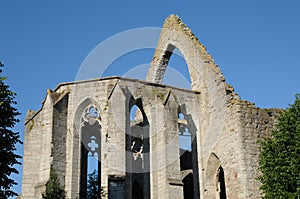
[178,106,200,199]
[132,181,144,199]
[218,166,227,199]
[80,105,101,198]
[183,173,194,199]
[108,176,126,199]
[126,100,150,199]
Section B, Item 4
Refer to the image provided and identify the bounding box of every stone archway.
[205,153,227,198]
[146,15,231,197]
[72,98,102,198]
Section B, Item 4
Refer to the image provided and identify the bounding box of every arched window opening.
[130,104,143,124]
[126,100,150,199]
[178,112,192,153]
[162,46,192,90]
[178,113,192,151]
[80,105,101,198]
[217,166,227,199]
[128,104,146,166]
[178,106,200,198]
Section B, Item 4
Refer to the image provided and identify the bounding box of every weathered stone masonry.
[21,15,281,199]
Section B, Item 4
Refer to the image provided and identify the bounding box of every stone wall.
[21,14,281,199]
[52,93,68,187]
[22,77,202,199]
[146,14,280,199]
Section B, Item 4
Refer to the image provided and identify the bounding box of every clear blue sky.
[1,0,300,196]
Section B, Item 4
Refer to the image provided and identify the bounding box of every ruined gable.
[21,15,280,199]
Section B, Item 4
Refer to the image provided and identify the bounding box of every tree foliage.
[79,169,105,199]
[259,94,300,198]
[42,167,65,199]
[0,62,22,198]
[86,170,100,199]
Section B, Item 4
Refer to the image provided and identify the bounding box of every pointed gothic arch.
[178,104,200,199]
[146,16,232,199]
[73,98,102,198]
[146,14,229,155]
[205,153,227,198]
[126,97,150,199]
[146,14,226,91]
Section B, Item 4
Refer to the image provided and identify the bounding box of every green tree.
[0,62,22,198]
[42,167,65,199]
[86,170,100,199]
[259,94,300,198]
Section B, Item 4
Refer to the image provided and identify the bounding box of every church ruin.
[21,15,280,199]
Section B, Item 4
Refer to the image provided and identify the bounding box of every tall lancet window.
[178,107,200,199]
[126,101,150,199]
[80,105,101,198]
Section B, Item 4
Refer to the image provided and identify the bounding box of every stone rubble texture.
[21,14,281,199]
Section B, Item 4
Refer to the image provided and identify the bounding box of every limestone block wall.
[52,93,68,187]
[22,78,280,199]
[145,14,280,199]
[233,101,281,198]
[107,79,201,199]
[22,77,202,199]
[21,14,281,199]
[61,78,121,198]
[21,79,280,199]
[23,91,55,198]
[22,112,42,198]
[200,98,280,199]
